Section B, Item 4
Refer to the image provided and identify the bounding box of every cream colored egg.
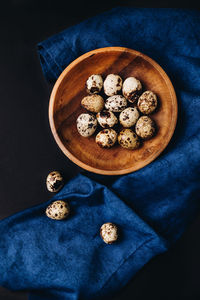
[135,116,156,139]
[100,222,118,244]
[105,95,127,112]
[122,77,142,103]
[119,107,140,127]
[81,94,104,113]
[103,74,122,96]
[96,110,118,128]
[118,129,140,150]
[137,90,157,114]
[46,200,70,220]
[86,74,103,94]
[77,113,97,137]
[46,171,64,192]
[96,129,117,148]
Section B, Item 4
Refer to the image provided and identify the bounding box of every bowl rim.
[49,46,178,175]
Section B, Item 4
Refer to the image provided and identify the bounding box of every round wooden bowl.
[49,47,177,175]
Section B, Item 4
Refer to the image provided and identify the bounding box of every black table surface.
[0,1,200,299]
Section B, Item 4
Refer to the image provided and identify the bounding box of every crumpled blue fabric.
[1,7,200,300]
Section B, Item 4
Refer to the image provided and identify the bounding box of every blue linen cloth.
[1,7,200,300]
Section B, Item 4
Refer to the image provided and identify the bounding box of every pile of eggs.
[76,74,158,150]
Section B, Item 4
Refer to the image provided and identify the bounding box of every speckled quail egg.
[105,95,127,112]
[103,74,123,96]
[118,129,140,150]
[81,94,104,113]
[46,171,64,192]
[122,77,142,103]
[86,74,103,94]
[135,116,156,139]
[46,200,70,220]
[100,222,118,244]
[96,128,117,148]
[77,113,97,137]
[137,90,158,114]
[119,107,140,128]
[96,110,118,128]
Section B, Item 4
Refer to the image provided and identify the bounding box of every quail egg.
[119,107,140,128]
[86,74,103,94]
[100,222,118,244]
[77,113,97,137]
[96,110,118,128]
[96,128,117,148]
[137,90,158,114]
[105,95,127,112]
[103,74,123,96]
[118,129,140,150]
[122,77,142,103]
[81,94,104,113]
[46,171,64,192]
[46,200,70,220]
[135,116,156,139]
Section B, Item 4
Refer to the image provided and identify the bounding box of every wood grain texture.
[49,47,178,175]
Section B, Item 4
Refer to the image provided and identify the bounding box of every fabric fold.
[0,175,166,299]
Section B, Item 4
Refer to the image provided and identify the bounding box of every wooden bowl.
[49,47,177,175]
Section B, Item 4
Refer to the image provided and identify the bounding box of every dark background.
[0,1,200,299]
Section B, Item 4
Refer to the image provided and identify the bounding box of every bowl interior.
[49,47,177,175]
